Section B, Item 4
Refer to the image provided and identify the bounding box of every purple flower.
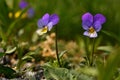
[36,13,59,35]
[82,12,106,38]
[19,0,35,18]
[27,8,35,18]
[19,0,28,9]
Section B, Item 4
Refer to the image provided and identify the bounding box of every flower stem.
[55,25,61,67]
[90,38,95,66]
[84,38,90,66]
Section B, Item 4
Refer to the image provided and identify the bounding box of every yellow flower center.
[88,27,95,33]
[41,26,48,33]
[36,26,48,35]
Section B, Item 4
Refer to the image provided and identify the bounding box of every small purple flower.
[36,13,59,35]
[82,12,106,38]
[19,0,28,9]
[19,0,35,18]
[27,8,35,18]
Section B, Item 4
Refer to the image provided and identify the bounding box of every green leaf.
[0,52,4,58]
[44,66,71,80]
[59,50,67,58]
[22,55,33,61]
[101,30,120,43]
[98,48,120,80]
[0,26,6,41]
[32,32,39,43]
[0,0,9,26]
[0,64,16,79]
[97,46,113,52]
[79,67,98,76]
[7,19,21,37]
[22,51,39,60]
[0,48,4,58]
[5,0,13,9]
[115,75,120,80]
[26,52,36,56]
[5,46,16,54]
[44,64,96,80]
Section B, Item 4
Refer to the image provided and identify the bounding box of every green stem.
[84,38,90,66]
[55,25,61,67]
[90,38,95,66]
[0,26,7,42]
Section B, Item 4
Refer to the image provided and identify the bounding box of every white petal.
[89,31,98,38]
[83,31,89,36]
[83,31,98,38]
[36,27,48,35]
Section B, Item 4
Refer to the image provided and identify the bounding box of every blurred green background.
[0,0,120,45]
[0,1,120,79]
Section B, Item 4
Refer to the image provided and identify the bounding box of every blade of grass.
[98,47,120,80]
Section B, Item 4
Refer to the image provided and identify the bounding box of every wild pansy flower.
[19,0,28,9]
[36,13,59,35]
[27,8,35,18]
[82,12,106,38]
[10,0,29,19]
[18,0,34,18]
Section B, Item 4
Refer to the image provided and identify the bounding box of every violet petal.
[93,21,102,32]
[82,12,93,29]
[19,0,28,9]
[94,14,106,24]
[27,8,35,18]
[82,21,92,30]
[37,19,44,28]
[47,22,53,31]
[49,14,59,25]
[41,13,50,25]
